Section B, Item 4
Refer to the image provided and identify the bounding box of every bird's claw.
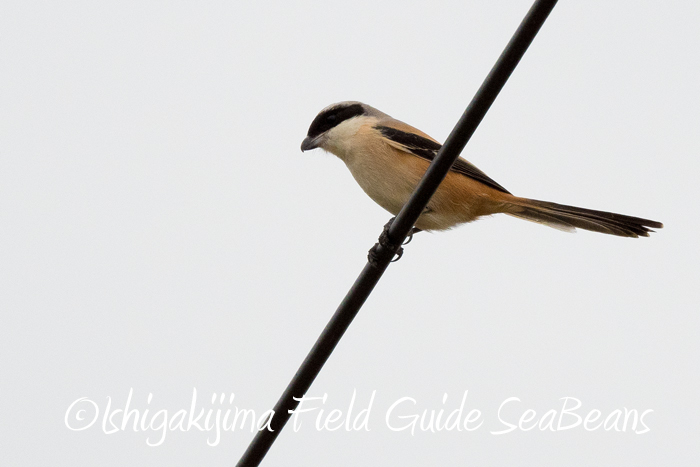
[402,227,422,245]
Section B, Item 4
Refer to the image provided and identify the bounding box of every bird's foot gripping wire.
[403,227,421,245]
[367,219,421,267]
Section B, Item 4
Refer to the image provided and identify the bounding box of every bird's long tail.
[503,198,663,238]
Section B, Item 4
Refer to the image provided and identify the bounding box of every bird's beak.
[300,136,320,152]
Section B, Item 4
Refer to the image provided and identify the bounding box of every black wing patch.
[376,126,511,194]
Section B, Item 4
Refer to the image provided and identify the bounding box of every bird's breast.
[340,135,413,207]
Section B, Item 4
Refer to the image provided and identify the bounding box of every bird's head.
[301,101,386,155]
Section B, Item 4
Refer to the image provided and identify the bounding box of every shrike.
[301,101,662,237]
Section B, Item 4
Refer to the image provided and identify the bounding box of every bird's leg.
[368,218,420,266]
[367,217,404,265]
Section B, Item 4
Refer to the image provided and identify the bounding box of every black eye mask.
[306,103,365,138]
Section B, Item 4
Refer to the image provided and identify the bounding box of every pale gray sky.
[1,1,699,466]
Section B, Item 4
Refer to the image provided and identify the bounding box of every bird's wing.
[374,125,511,194]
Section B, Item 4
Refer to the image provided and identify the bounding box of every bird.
[300,101,662,238]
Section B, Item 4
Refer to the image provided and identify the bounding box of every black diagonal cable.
[237,1,558,465]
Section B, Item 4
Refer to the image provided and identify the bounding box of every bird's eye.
[327,114,336,122]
